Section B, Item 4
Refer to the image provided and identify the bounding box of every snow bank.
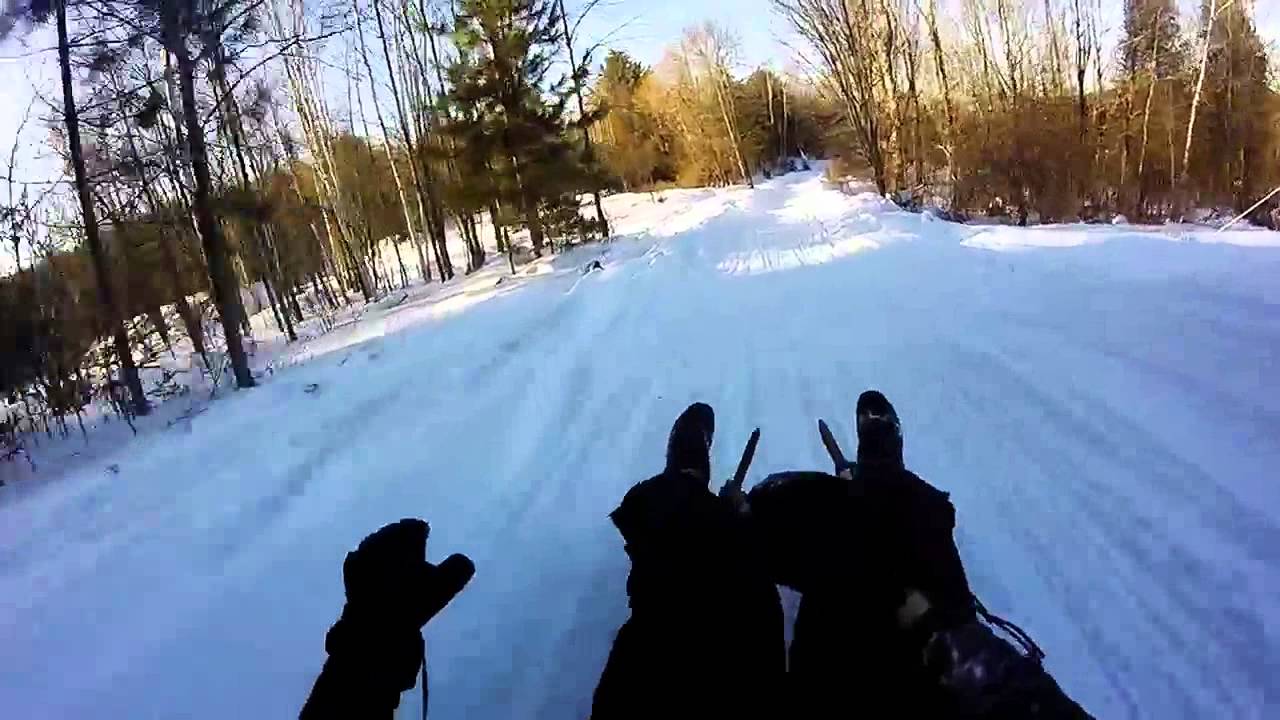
[962,222,1280,252]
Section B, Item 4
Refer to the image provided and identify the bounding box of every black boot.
[856,390,903,471]
[665,402,715,483]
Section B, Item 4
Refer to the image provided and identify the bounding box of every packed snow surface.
[2,171,1278,719]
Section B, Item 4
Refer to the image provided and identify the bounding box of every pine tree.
[442,0,603,257]
[592,50,667,190]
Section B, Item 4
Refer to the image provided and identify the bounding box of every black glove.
[340,518,474,630]
[301,518,474,719]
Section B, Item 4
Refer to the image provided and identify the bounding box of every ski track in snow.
[1,171,1278,718]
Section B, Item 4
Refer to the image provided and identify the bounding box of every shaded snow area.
[2,170,1279,719]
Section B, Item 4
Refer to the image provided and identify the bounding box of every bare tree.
[923,0,957,203]
[1071,0,1092,135]
[684,23,754,188]
[159,0,257,388]
[55,0,150,413]
[1135,8,1165,208]
[1182,0,1220,186]
[776,0,889,192]
[355,0,429,282]
[557,0,610,232]
[370,0,444,280]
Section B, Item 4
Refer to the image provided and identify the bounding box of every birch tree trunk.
[371,0,444,281]
[713,71,752,187]
[393,0,453,279]
[356,0,428,283]
[1182,0,1219,186]
[271,0,373,300]
[1136,15,1163,213]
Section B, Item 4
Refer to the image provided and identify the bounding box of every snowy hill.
[2,170,1278,719]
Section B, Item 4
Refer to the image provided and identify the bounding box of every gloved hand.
[340,518,474,631]
[302,518,474,719]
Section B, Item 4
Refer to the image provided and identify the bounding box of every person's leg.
[789,588,952,716]
[597,402,785,717]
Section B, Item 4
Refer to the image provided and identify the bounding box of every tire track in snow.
[935,333,1273,719]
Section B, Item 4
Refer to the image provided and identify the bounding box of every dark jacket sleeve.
[300,656,402,720]
[299,617,424,720]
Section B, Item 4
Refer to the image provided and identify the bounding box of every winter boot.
[856,390,903,471]
[666,402,715,483]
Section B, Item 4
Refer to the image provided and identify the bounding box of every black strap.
[975,597,1046,663]
[420,648,428,720]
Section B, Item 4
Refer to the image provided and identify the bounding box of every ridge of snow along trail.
[2,170,1278,719]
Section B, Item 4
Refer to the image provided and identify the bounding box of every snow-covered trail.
[2,172,1278,719]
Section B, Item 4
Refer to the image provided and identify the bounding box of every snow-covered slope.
[2,171,1278,719]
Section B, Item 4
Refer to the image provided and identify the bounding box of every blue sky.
[574,0,790,69]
